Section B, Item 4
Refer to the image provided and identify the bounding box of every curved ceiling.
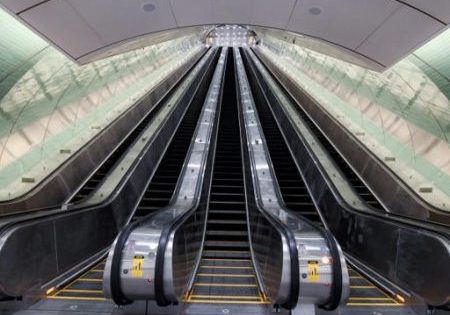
[1,0,449,68]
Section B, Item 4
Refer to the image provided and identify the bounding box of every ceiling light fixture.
[142,2,156,12]
[309,6,322,15]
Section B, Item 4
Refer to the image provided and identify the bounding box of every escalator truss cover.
[235,47,350,311]
[103,48,227,305]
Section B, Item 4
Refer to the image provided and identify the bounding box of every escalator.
[249,99,321,225]
[239,52,383,214]
[46,50,220,302]
[68,85,177,204]
[240,49,410,312]
[186,51,266,305]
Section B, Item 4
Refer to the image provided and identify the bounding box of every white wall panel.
[171,0,214,27]
[249,0,295,29]
[2,0,449,67]
[212,0,252,24]
[357,5,443,66]
[67,0,177,45]
[0,0,46,13]
[287,0,400,49]
[402,0,450,23]
[20,1,105,58]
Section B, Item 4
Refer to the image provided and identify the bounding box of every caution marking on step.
[308,260,320,282]
[132,255,145,278]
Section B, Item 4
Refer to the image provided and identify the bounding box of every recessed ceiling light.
[309,6,322,15]
[142,2,156,12]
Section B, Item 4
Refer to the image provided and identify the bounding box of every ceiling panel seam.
[168,0,179,28]
[393,0,447,25]
[16,0,50,15]
[354,3,402,51]
[65,0,106,45]
[284,0,298,30]
[266,29,387,69]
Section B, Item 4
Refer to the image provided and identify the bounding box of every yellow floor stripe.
[202,258,251,262]
[194,283,257,287]
[203,250,249,253]
[90,269,104,272]
[185,299,269,304]
[48,296,106,301]
[189,295,260,300]
[60,289,102,293]
[197,273,255,278]
[347,302,402,306]
[350,285,377,289]
[77,278,102,282]
[349,297,392,301]
[200,265,252,269]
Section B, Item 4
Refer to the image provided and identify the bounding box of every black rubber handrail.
[240,47,343,310]
[251,48,450,230]
[153,49,225,306]
[236,47,300,309]
[0,49,209,237]
[0,50,205,215]
[109,48,221,306]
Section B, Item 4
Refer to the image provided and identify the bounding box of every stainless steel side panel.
[0,50,205,216]
[103,49,227,302]
[252,48,450,226]
[235,48,349,308]
[250,48,450,307]
[0,49,215,299]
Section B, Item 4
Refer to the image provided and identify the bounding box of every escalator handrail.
[235,48,300,309]
[106,48,224,305]
[237,47,346,310]
[251,48,450,234]
[0,49,214,299]
[110,51,222,305]
[0,49,206,216]
[153,48,227,306]
[248,47,450,307]
[0,49,210,239]
[242,47,346,309]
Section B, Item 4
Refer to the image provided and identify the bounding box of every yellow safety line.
[194,283,257,287]
[47,258,107,298]
[91,269,104,272]
[185,299,269,304]
[189,295,261,300]
[348,264,401,303]
[197,273,255,278]
[349,297,392,301]
[202,258,251,262]
[77,278,102,282]
[200,265,252,269]
[347,302,402,306]
[50,296,105,302]
[349,276,364,279]
[203,250,250,253]
[60,289,103,293]
[350,285,377,289]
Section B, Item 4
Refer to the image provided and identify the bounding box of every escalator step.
[202,250,251,259]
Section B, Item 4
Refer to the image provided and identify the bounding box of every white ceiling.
[1,0,449,68]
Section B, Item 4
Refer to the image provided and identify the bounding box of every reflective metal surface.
[0,51,204,216]
[235,47,349,310]
[250,48,450,307]
[253,47,450,226]
[0,50,215,299]
[103,48,227,303]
